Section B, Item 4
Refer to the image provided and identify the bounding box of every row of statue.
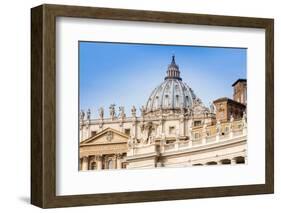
[80,104,146,121]
[80,102,217,121]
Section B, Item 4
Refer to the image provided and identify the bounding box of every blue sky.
[79,41,246,117]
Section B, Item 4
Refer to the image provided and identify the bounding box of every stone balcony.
[162,127,245,153]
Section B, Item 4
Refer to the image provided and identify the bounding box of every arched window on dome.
[175,84,180,92]
[186,96,189,105]
[165,83,170,91]
[164,94,169,107]
[175,95,179,108]
[155,96,159,109]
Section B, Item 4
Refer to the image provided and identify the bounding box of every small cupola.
[165,55,182,80]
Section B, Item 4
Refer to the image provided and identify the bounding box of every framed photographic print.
[31,4,274,208]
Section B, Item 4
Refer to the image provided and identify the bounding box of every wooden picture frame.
[31,4,274,208]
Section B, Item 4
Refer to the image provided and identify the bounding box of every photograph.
[78,42,248,171]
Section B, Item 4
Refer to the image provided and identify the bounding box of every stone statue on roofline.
[109,104,116,120]
[131,105,136,117]
[80,110,85,121]
[98,107,104,120]
[140,105,145,117]
[118,106,126,119]
[86,109,91,120]
[216,120,221,135]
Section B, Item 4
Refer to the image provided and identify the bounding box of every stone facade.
[79,56,247,171]
[213,97,246,122]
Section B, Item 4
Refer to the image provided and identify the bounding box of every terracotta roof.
[213,97,246,107]
[232,79,247,87]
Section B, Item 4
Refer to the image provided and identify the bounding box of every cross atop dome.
[165,55,182,80]
[171,54,176,65]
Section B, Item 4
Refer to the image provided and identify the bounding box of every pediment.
[80,128,129,145]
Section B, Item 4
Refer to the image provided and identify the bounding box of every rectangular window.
[194,132,201,139]
[122,162,127,169]
[169,126,175,134]
[125,128,130,136]
[194,120,202,126]
[91,131,97,137]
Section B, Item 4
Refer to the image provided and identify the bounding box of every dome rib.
[145,87,155,110]
[178,80,186,108]
[160,80,169,109]
[171,79,175,109]
[151,82,163,111]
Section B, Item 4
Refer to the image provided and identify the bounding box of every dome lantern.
[165,55,182,81]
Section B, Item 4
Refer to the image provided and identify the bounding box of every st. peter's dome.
[145,56,200,113]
